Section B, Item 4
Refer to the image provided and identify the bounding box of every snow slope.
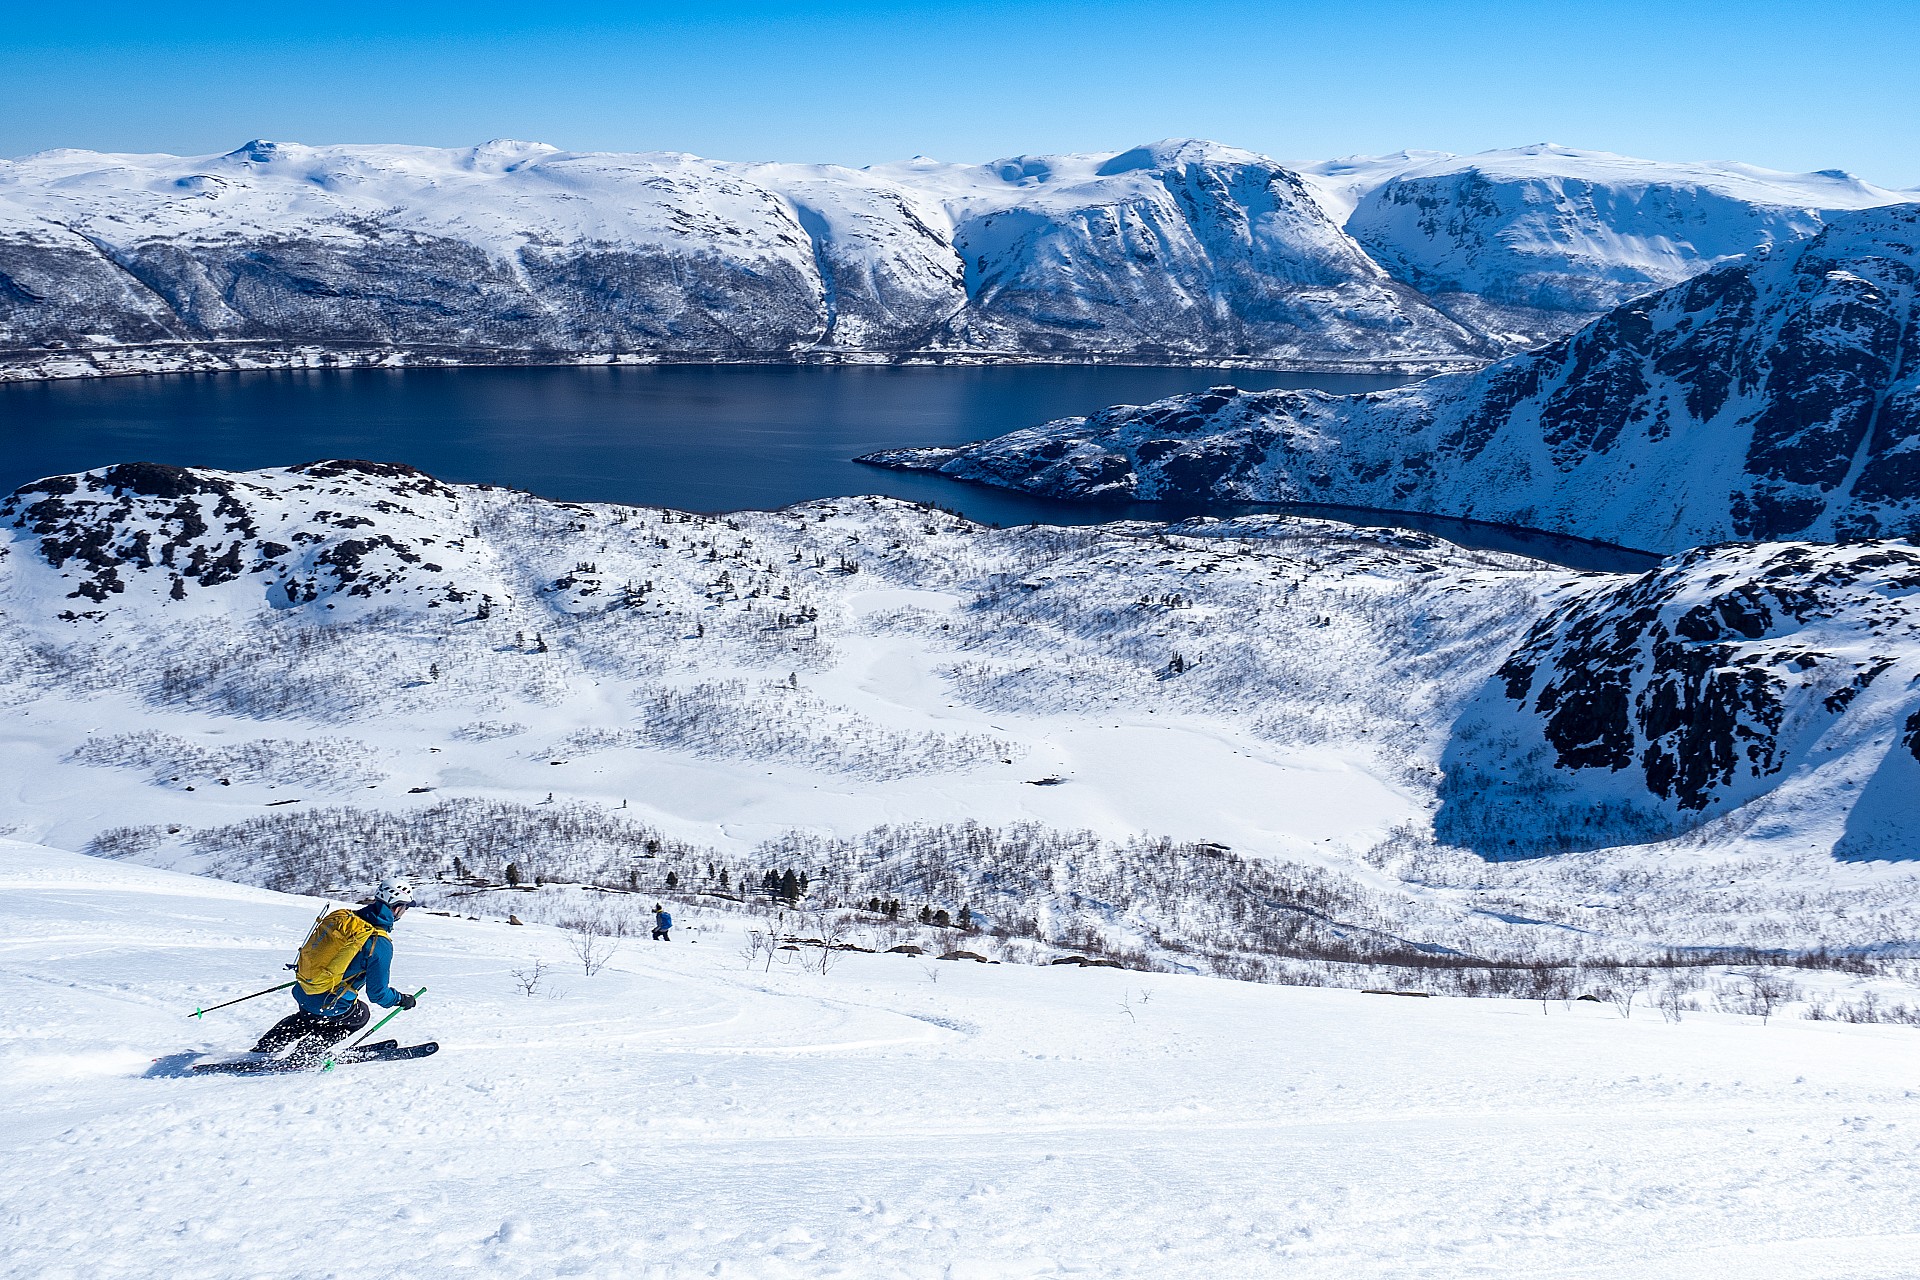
[0,137,1490,377]
[1298,144,1917,345]
[862,204,1920,551]
[8,460,1920,974]
[9,839,1920,1280]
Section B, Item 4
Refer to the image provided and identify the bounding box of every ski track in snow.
[6,843,1920,1280]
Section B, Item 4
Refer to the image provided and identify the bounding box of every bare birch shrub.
[568,926,617,977]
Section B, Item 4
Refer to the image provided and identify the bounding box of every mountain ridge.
[1296,143,1916,345]
[0,136,1490,379]
[4,136,1911,381]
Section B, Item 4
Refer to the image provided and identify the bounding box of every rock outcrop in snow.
[0,458,479,617]
[860,205,1920,552]
[1436,540,1920,859]
[0,137,1492,377]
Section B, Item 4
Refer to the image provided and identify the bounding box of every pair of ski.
[188,982,432,1075]
[191,1038,440,1075]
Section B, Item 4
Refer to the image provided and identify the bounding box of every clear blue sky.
[3,0,1914,185]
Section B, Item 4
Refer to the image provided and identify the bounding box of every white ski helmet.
[375,873,416,907]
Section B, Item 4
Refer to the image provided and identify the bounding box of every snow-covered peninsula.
[862,204,1920,551]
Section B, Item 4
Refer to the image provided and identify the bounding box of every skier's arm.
[360,935,403,1008]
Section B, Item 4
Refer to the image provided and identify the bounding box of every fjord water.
[0,364,1655,570]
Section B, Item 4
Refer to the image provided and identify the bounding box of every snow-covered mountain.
[1297,144,1915,345]
[0,137,1493,378]
[7,135,1910,380]
[7,460,1920,973]
[862,204,1920,552]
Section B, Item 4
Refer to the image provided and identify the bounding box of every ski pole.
[189,981,295,1019]
[323,986,427,1071]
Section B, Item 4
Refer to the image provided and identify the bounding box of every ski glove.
[395,992,418,1011]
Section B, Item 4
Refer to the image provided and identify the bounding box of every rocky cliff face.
[0,138,1492,377]
[1435,539,1920,861]
[862,205,1920,553]
[912,141,1484,363]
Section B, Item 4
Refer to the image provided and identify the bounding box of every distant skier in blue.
[652,903,673,941]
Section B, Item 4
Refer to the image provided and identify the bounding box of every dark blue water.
[0,364,1659,572]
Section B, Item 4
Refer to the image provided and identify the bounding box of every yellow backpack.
[294,908,388,997]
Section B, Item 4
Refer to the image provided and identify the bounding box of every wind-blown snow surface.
[862,205,1920,551]
[7,460,1920,970]
[1297,144,1917,345]
[9,840,1920,1280]
[0,137,1490,378]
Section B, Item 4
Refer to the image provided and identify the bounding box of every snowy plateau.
[7,459,1920,1276]
[2,137,1913,380]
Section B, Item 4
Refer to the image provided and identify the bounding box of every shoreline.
[0,341,1490,384]
[849,456,1667,573]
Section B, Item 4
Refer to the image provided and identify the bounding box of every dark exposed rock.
[0,459,472,613]
[1438,539,1920,855]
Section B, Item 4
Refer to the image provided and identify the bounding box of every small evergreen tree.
[718,868,730,890]
[933,909,951,928]
[665,870,679,889]
[779,869,801,903]
[958,905,972,930]
[918,905,932,924]
[505,861,521,886]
